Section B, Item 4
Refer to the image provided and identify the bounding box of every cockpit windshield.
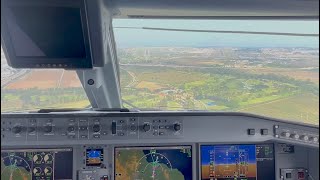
[1,46,90,112]
[1,19,319,126]
[113,19,319,125]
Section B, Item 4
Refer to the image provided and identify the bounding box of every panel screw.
[87,79,94,85]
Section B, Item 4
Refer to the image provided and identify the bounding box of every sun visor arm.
[76,0,122,109]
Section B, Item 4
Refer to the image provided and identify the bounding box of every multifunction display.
[115,146,193,180]
[1,148,73,180]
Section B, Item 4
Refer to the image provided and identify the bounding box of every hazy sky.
[113,19,319,48]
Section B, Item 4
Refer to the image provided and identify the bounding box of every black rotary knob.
[173,123,181,131]
[92,124,101,133]
[142,124,151,132]
[28,127,36,133]
[44,125,53,133]
[12,126,22,134]
[67,126,75,132]
[130,125,137,131]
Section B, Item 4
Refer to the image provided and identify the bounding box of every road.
[1,69,31,88]
[120,67,138,87]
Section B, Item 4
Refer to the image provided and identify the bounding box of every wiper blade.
[114,26,319,37]
[36,108,131,113]
[36,108,89,113]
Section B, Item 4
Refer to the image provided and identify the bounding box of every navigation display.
[115,146,192,180]
[1,148,73,180]
[201,144,275,180]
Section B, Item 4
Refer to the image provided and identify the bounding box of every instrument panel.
[1,112,319,180]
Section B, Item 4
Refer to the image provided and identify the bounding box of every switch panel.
[1,116,184,143]
[280,168,308,180]
[274,125,319,147]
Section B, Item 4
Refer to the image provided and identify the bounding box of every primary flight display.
[201,144,275,180]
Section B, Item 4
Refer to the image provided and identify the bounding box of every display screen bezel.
[1,147,74,180]
[199,143,275,180]
[1,0,92,69]
[114,145,194,180]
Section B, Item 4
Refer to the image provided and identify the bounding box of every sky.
[113,19,319,48]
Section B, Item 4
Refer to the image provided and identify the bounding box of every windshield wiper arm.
[35,108,130,113]
[114,26,319,37]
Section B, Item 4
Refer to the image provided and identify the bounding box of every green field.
[121,65,319,125]
[1,47,319,125]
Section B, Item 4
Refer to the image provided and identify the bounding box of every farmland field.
[1,47,319,125]
[119,47,319,124]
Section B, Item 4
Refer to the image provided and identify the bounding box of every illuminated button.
[93,135,100,138]
[159,132,165,136]
[80,126,88,131]
[130,118,136,122]
[153,132,158,136]
[80,135,88,139]
[118,132,125,136]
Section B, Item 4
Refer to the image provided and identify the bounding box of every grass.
[135,81,166,91]
[239,93,319,125]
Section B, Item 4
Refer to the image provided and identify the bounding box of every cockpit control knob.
[67,126,75,132]
[142,124,151,132]
[92,124,101,133]
[12,126,22,134]
[310,137,319,143]
[300,135,309,141]
[44,125,53,133]
[28,127,36,133]
[281,132,290,138]
[290,134,299,139]
[173,123,181,131]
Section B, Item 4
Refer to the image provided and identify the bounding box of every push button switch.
[261,129,268,135]
[247,129,255,135]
